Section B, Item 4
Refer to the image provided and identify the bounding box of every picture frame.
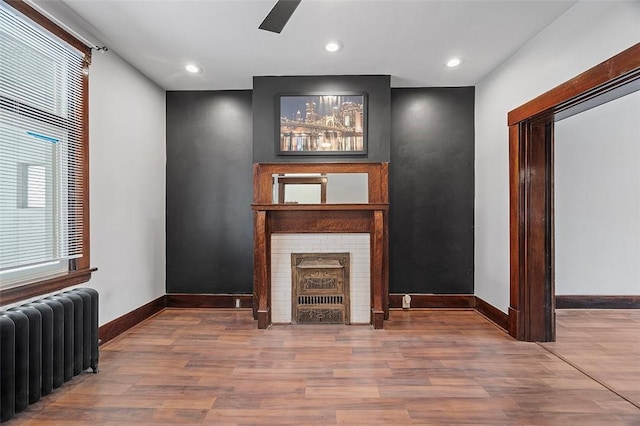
[277,93,368,155]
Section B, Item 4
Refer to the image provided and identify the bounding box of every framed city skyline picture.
[277,93,368,155]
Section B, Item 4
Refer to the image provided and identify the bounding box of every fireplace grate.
[296,308,344,324]
[298,295,343,305]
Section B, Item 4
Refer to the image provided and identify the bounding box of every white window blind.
[0,3,86,287]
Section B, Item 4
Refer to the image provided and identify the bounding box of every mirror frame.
[253,162,389,206]
[275,174,328,204]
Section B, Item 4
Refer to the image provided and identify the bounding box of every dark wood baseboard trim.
[99,295,166,345]
[556,295,640,309]
[99,293,515,345]
[388,294,509,333]
[165,294,253,309]
[475,296,509,331]
[389,294,475,309]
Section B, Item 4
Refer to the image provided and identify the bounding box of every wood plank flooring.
[9,309,640,425]
[540,309,640,408]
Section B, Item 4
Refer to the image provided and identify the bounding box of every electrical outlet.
[402,294,411,309]
[235,298,241,308]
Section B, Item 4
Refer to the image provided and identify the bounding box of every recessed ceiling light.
[325,41,342,52]
[185,64,202,73]
[446,58,461,68]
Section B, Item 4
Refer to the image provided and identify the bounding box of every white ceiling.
[34,0,577,90]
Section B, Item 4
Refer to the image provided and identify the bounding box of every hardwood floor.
[540,309,640,409]
[9,309,640,425]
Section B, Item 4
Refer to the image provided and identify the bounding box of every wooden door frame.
[508,43,640,342]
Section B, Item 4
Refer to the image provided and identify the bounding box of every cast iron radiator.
[0,288,99,422]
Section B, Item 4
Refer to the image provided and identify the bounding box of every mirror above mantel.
[252,162,388,207]
[272,173,368,204]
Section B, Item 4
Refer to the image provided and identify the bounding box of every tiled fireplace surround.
[252,162,390,329]
[271,234,371,324]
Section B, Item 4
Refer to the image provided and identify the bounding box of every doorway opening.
[507,43,640,341]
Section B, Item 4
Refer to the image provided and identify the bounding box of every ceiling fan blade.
[259,0,302,34]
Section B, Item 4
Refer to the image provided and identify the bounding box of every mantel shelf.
[252,203,389,211]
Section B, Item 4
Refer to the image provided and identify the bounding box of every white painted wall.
[88,51,166,325]
[555,91,640,295]
[475,1,640,312]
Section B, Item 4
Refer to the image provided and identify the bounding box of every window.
[0,1,93,303]
[17,162,46,209]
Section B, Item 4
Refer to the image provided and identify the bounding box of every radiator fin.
[0,288,99,422]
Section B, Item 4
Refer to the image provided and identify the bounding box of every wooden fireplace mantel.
[252,162,389,329]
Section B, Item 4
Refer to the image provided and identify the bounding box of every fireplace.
[291,253,349,324]
[252,162,389,329]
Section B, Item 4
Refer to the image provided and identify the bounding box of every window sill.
[0,267,97,306]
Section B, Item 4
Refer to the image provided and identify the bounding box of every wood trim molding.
[96,293,640,347]
[92,292,640,347]
[508,43,640,342]
[388,294,508,333]
[252,203,389,211]
[556,295,640,309]
[475,297,509,331]
[166,294,253,309]
[508,43,640,125]
[371,210,385,329]
[99,296,166,345]
[98,293,519,345]
[254,210,270,329]
[269,210,372,234]
[4,0,92,57]
[277,175,327,204]
[253,162,389,204]
[388,294,475,309]
[0,268,97,306]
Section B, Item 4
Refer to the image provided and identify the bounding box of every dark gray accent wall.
[390,87,475,294]
[253,75,390,163]
[166,91,253,294]
[165,85,474,296]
